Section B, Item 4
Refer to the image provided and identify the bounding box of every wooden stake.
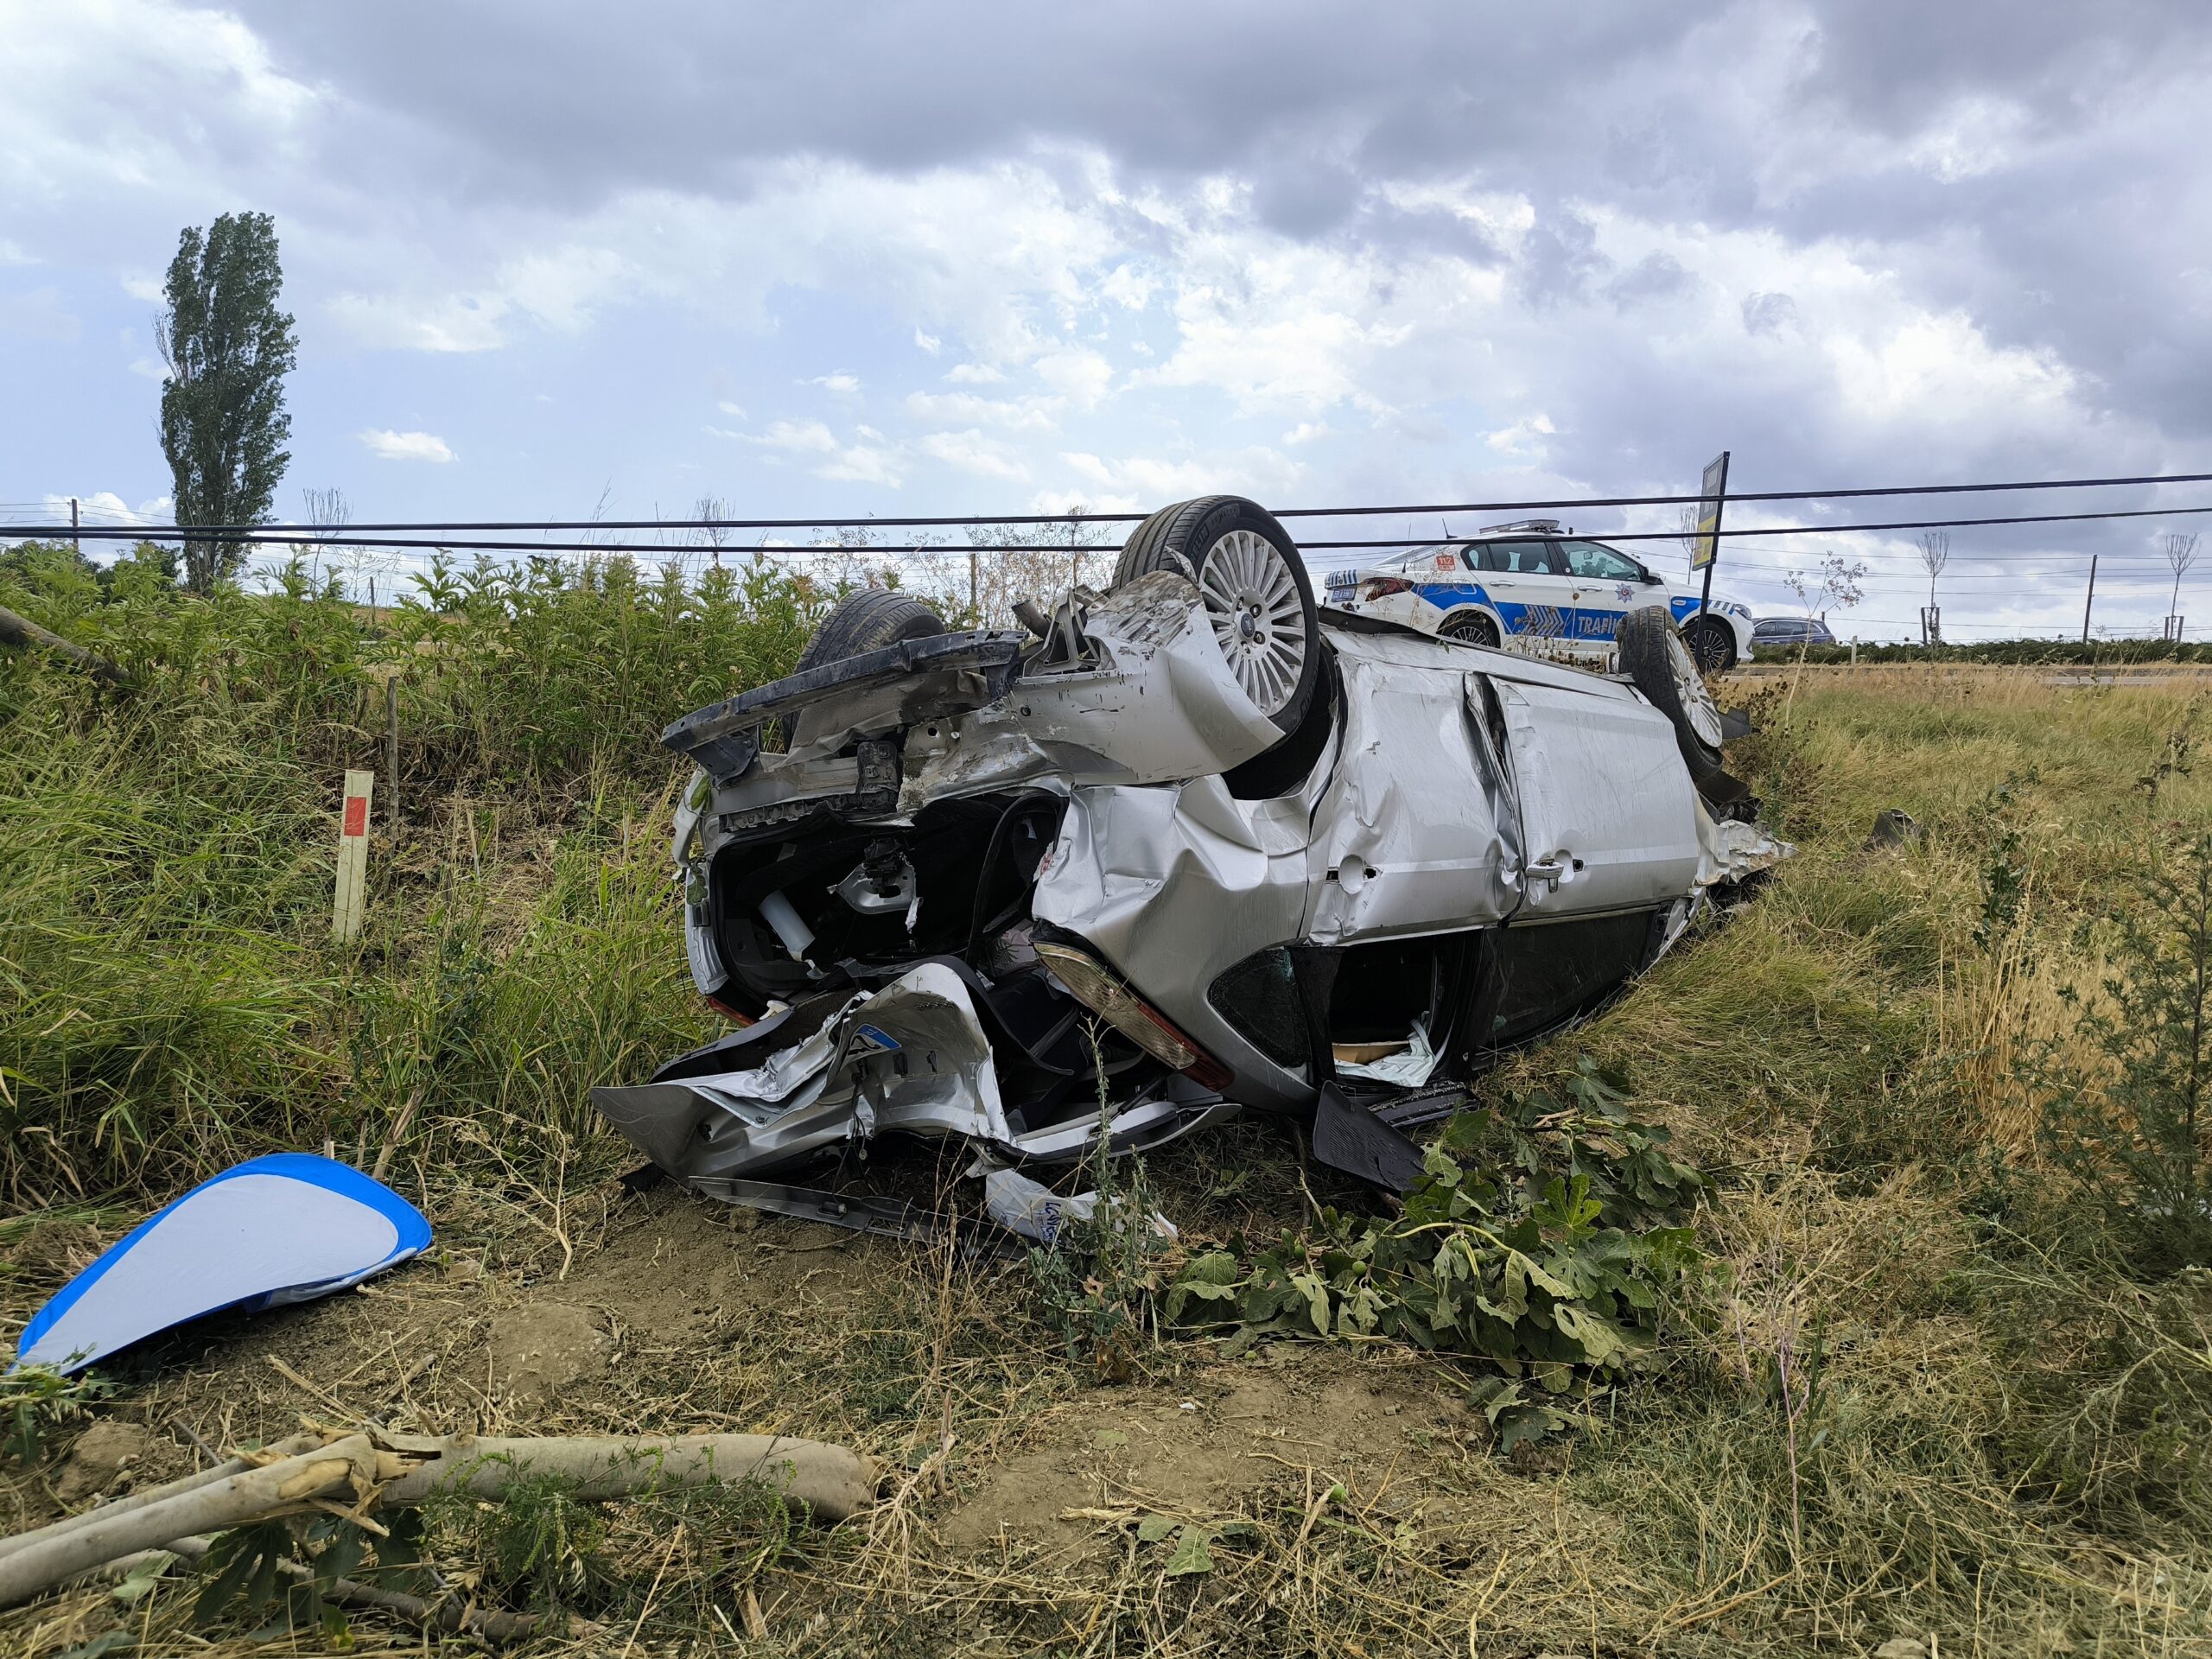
[333,769,375,941]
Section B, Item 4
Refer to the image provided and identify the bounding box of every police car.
[1322,519,1757,670]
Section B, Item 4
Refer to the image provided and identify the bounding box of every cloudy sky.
[3,0,2209,638]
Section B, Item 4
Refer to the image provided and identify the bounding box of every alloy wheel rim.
[1197,529,1307,716]
[1667,627,1727,746]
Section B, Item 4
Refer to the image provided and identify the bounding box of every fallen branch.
[0,1427,880,1611]
[0,1435,378,1608]
[0,1433,321,1566]
[0,603,127,685]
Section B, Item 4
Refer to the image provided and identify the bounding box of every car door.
[1476,668,1702,919]
[1479,539,1575,647]
[1558,539,1660,652]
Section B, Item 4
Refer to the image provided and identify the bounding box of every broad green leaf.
[1164,1526,1217,1576]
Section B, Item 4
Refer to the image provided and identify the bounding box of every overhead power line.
[14,498,2212,557]
[4,467,2212,541]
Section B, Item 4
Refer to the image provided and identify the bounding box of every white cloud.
[120,274,162,302]
[330,292,507,353]
[804,372,861,393]
[716,399,747,417]
[43,491,164,526]
[913,328,942,354]
[1098,264,1154,310]
[1283,421,1332,445]
[904,390,1060,431]
[0,239,33,266]
[742,419,900,486]
[917,429,1028,480]
[1032,348,1114,407]
[1030,487,1141,515]
[128,357,163,380]
[358,429,456,463]
[945,363,1004,384]
[1058,446,1302,503]
[1486,413,1556,454]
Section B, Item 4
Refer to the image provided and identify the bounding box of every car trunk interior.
[702,791,1161,1134]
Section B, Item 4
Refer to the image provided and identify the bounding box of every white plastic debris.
[982,1169,1178,1247]
[1332,1019,1441,1086]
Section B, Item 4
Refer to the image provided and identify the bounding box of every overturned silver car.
[594,496,1787,1205]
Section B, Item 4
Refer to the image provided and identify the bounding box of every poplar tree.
[156,212,297,594]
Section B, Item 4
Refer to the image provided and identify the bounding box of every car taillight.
[1361,576,1413,600]
[1033,942,1234,1090]
[704,994,755,1027]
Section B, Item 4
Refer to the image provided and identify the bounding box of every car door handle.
[1522,858,1567,887]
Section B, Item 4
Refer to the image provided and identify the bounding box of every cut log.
[375,1431,880,1520]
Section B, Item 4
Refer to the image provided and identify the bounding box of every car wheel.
[1618,606,1726,779]
[1439,612,1501,648]
[1681,615,1737,672]
[794,587,945,674]
[1116,496,1320,734]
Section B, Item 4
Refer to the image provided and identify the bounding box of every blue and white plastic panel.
[15,1154,432,1374]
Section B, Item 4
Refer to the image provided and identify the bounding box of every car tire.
[1439,611,1501,648]
[1618,606,1726,780]
[794,587,945,674]
[1681,614,1737,672]
[1116,496,1320,734]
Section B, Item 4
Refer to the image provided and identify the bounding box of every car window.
[1485,912,1656,1046]
[1207,946,1310,1069]
[1560,540,1644,582]
[1482,539,1562,576]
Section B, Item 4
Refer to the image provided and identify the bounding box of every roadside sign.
[1693,450,1728,620]
[1690,451,1728,571]
[333,768,375,941]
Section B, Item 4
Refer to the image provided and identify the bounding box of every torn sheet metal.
[596,962,1241,1182]
[897,573,1284,813]
[1695,806,1794,887]
[595,963,1011,1181]
[1032,775,1318,1109]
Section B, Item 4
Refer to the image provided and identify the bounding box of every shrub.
[2027,833,2212,1273]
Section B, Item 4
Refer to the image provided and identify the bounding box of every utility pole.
[2081,555,2098,645]
[70,497,79,559]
